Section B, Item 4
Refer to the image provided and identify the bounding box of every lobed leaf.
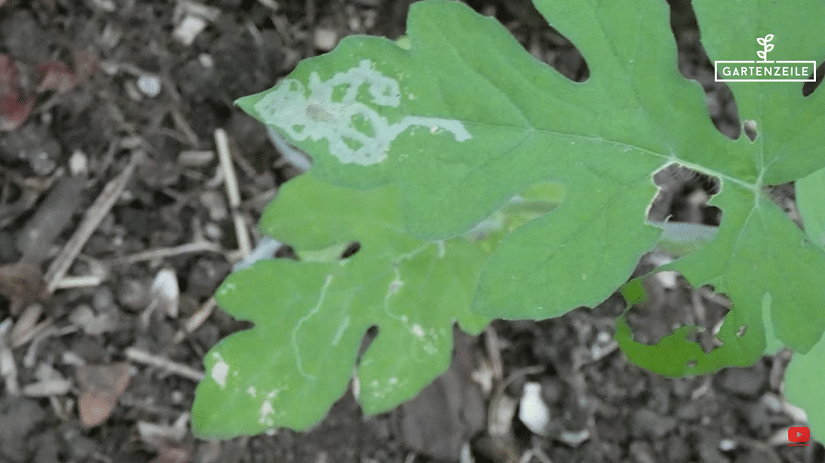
[209,0,825,440]
[239,0,825,362]
[785,335,825,443]
[191,175,489,438]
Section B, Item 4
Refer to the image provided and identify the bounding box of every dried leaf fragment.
[148,268,180,318]
[0,54,35,131]
[0,261,45,303]
[76,362,131,427]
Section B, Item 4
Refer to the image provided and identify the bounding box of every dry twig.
[214,128,251,258]
[125,347,204,382]
[44,151,143,294]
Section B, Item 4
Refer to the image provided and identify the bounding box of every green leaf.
[692,0,825,185]
[785,335,825,443]
[616,283,785,376]
[240,0,825,362]
[797,166,825,248]
[191,175,489,438]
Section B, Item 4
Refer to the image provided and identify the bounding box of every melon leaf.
[191,174,489,438]
[199,0,825,439]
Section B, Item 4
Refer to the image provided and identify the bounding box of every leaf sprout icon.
[756,34,774,62]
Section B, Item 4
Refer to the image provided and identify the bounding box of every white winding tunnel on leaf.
[255,59,471,165]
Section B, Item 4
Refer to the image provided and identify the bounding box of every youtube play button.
[788,426,810,444]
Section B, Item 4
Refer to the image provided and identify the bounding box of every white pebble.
[314,28,338,51]
[519,382,551,436]
[137,74,162,98]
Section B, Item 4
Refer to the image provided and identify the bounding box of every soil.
[0,1,822,462]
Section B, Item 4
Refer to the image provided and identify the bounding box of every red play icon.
[788,426,810,443]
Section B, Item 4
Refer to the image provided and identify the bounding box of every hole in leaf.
[764,183,803,230]
[537,28,590,82]
[354,325,380,375]
[465,0,589,82]
[650,164,721,226]
[341,241,360,259]
[686,359,697,368]
[275,245,298,260]
[736,325,747,337]
[742,119,758,142]
[625,267,731,354]
[802,60,825,96]
[667,0,741,140]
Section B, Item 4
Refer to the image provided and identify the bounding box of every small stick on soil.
[44,151,143,294]
[172,296,216,345]
[23,378,73,397]
[54,274,106,289]
[0,319,20,395]
[485,325,504,382]
[9,304,42,344]
[12,318,53,350]
[125,347,204,382]
[214,128,251,258]
[9,303,54,348]
[107,241,222,266]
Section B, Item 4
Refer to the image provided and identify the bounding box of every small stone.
[2,11,50,61]
[0,124,61,175]
[174,15,208,46]
[716,363,766,399]
[30,431,59,463]
[204,222,222,241]
[198,53,214,68]
[667,434,691,463]
[187,258,230,299]
[697,429,731,463]
[631,408,677,439]
[629,441,656,463]
[59,424,97,459]
[676,402,700,421]
[117,279,148,311]
[519,382,551,436]
[136,74,162,98]
[69,150,88,176]
[314,28,338,51]
[0,396,47,463]
[92,286,115,312]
